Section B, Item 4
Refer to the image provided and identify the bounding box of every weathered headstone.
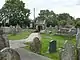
[10,25,13,34]
[16,24,21,33]
[60,40,75,60]
[0,47,20,60]
[12,26,16,35]
[30,37,42,54]
[0,28,9,50]
[76,28,80,60]
[30,23,33,28]
[49,40,56,53]
[76,28,80,47]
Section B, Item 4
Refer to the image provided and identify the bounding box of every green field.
[8,29,76,60]
[41,33,76,60]
[8,29,32,40]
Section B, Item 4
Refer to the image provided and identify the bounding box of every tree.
[75,18,80,28]
[59,20,67,27]
[57,13,75,26]
[0,0,30,27]
[36,10,57,27]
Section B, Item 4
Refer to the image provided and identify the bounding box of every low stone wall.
[2,27,11,34]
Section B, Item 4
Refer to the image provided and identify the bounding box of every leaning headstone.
[60,40,75,60]
[0,47,20,60]
[0,28,9,50]
[49,40,56,53]
[30,37,42,54]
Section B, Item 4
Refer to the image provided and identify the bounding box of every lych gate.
[35,20,46,31]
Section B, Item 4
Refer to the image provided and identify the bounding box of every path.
[9,33,52,60]
[15,48,52,60]
[9,33,40,49]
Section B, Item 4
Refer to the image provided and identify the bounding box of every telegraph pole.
[33,8,36,29]
[34,8,35,20]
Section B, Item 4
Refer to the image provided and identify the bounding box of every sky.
[0,0,80,19]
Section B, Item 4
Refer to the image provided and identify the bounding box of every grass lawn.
[8,29,32,40]
[41,33,76,60]
[8,28,76,60]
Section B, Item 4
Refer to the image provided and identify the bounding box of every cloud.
[23,0,80,19]
[76,0,80,5]
[0,0,80,19]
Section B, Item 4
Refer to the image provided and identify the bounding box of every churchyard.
[0,0,80,60]
[9,27,76,60]
[0,25,80,60]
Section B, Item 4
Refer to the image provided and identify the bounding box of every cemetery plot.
[40,33,76,60]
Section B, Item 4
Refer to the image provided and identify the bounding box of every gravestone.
[49,40,56,53]
[16,24,21,33]
[30,23,33,28]
[0,28,9,50]
[76,28,80,60]
[45,27,52,34]
[12,26,16,35]
[55,25,58,30]
[30,37,42,54]
[76,28,80,47]
[10,25,13,34]
[60,40,75,60]
[0,47,20,60]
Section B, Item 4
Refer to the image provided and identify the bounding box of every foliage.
[0,0,30,27]
[36,10,58,27]
[75,20,80,28]
[57,13,75,26]
[58,20,67,27]
[41,33,76,60]
[36,10,75,27]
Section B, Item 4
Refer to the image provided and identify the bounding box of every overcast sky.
[0,0,80,19]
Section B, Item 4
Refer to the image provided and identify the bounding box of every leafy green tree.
[0,0,30,27]
[59,20,67,27]
[36,10,57,27]
[57,13,75,26]
[75,21,80,28]
[75,18,80,28]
